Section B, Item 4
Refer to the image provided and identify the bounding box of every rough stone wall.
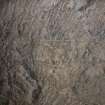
[0,0,105,105]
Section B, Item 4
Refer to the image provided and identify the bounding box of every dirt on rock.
[0,0,105,105]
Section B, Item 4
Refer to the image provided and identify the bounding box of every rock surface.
[0,0,105,105]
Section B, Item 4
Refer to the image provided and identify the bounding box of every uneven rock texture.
[0,0,105,105]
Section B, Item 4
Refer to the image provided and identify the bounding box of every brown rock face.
[0,0,105,105]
